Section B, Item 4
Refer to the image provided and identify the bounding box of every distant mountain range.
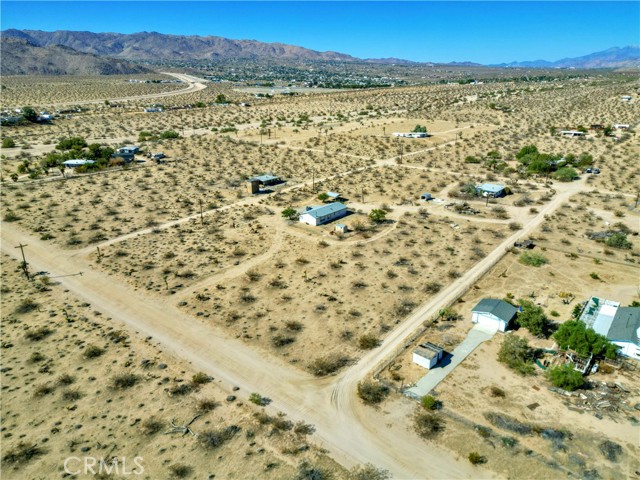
[1,29,638,73]
[0,37,151,75]
[494,46,639,69]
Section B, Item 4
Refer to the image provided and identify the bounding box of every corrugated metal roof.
[608,307,640,344]
[302,202,347,219]
[248,174,279,183]
[327,192,340,198]
[472,298,517,322]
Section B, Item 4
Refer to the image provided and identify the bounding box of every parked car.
[585,168,592,173]
[593,168,600,174]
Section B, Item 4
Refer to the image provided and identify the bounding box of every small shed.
[248,174,281,186]
[471,298,517,332]
[326,192,341,201]
[117,145,139,154]
[335,223,348,234]
[420,193,433,201]
[413,342,444,369]
[247,179,261,194]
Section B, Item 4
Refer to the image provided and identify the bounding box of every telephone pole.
[15,243,30,280]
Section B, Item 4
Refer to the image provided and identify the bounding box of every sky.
[1,1,638,64]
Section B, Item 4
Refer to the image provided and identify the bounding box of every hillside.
[0,37,151,75]
[496,46,640,69]
[1,29,357,62]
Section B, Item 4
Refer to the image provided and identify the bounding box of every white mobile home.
[299,202,348,226]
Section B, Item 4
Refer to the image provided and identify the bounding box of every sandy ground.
[1,75,639,480]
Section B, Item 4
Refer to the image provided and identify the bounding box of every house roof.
[609,307,640,344]
[472,298,517,322]
[248,174,279,183]
[477,183,505,193]
[63,159,94,167]
[327,191,340,198]
[301,202,347,219]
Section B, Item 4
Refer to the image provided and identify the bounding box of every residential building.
[471,298,517,332]
[476,183,506,198]
[299,202,348,226]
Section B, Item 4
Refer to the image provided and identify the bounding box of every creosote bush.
[111,373,139,390]
[357,381,389,405]
[308,354,350,376]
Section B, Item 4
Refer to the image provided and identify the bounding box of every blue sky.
[1,2,638,64]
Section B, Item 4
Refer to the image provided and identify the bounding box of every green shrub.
[519,252,548,267]
[249,392,268,406]
[2,137,16,148]
[83,344,105,359]
[358,334,380,349]
[498,335,535,375]
[191,372,211,385]
[468,452,486,465]
[420,395,441,410]
[605,233,632,250]
[547,365,584,391]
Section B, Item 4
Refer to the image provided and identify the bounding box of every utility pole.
[15,243,29,280]
[312,169,315,192]
[361,187,365,203]
[199,199,204,224]
[635,191,639,208]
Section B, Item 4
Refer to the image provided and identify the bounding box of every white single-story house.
[476,183,506,198]
[63,159,95,168]
[117,145,139,155]
[413,342,444,369]
[614,124,630,130]
[471,298,517,332]
[560,130,586,137]
[621,95,632,101]
[420,193,433,201]
[299,202,348,226]
[393,132,427,138]
[335,223,348,234]
[144,107,162,113]
[579,296,640,360]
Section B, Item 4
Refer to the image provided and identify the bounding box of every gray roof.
[302,202,347,219]
[472,298,517,322]
[327,191,340,198]
[414,342,443,360]
[248,174,279,183]
[608,307,640,344]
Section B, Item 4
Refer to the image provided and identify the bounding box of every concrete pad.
[404,324,496,399]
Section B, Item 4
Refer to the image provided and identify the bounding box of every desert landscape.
[1,13,639,480]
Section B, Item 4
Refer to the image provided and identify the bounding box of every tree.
[517,299,551,337]
[369,209,387,224]
[420,395,441,410]
[56,136,87,151]
[516,144,538,160]
[605,233,632,250]
[281,207,298,221]
[412,124,427,133]
[317,192,329,202]
[547,365,584,391]
[553,320,617,359]
[554,167,578,182]
[160,130,179,139]
[215,94,227,104]
[21,106,38,123]
[2,137,15,148]
[497,335,535,375]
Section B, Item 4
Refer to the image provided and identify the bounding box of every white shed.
[412,342,444,369]
[471,299,517,332]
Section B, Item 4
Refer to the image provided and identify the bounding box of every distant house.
[476,183,506,198]
[299,202,348,226]
[579,296,640,360]
[248,174,281,186]
[393,132,427,138]
[117,146,139,155]
[560,130,586,137]
[613,124,629,130]
[420,193,433,201]
[413,342,444,369]
[621,95,632,101]
[63,159,95,168]
[589,124,604,131]
[144,107,162,113]
[471,299,517,332]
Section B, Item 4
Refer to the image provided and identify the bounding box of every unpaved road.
[1,176,587,478]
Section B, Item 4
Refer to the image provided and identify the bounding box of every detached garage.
[471,299,517,332]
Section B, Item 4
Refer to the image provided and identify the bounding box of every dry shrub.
[308,354,350,376]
